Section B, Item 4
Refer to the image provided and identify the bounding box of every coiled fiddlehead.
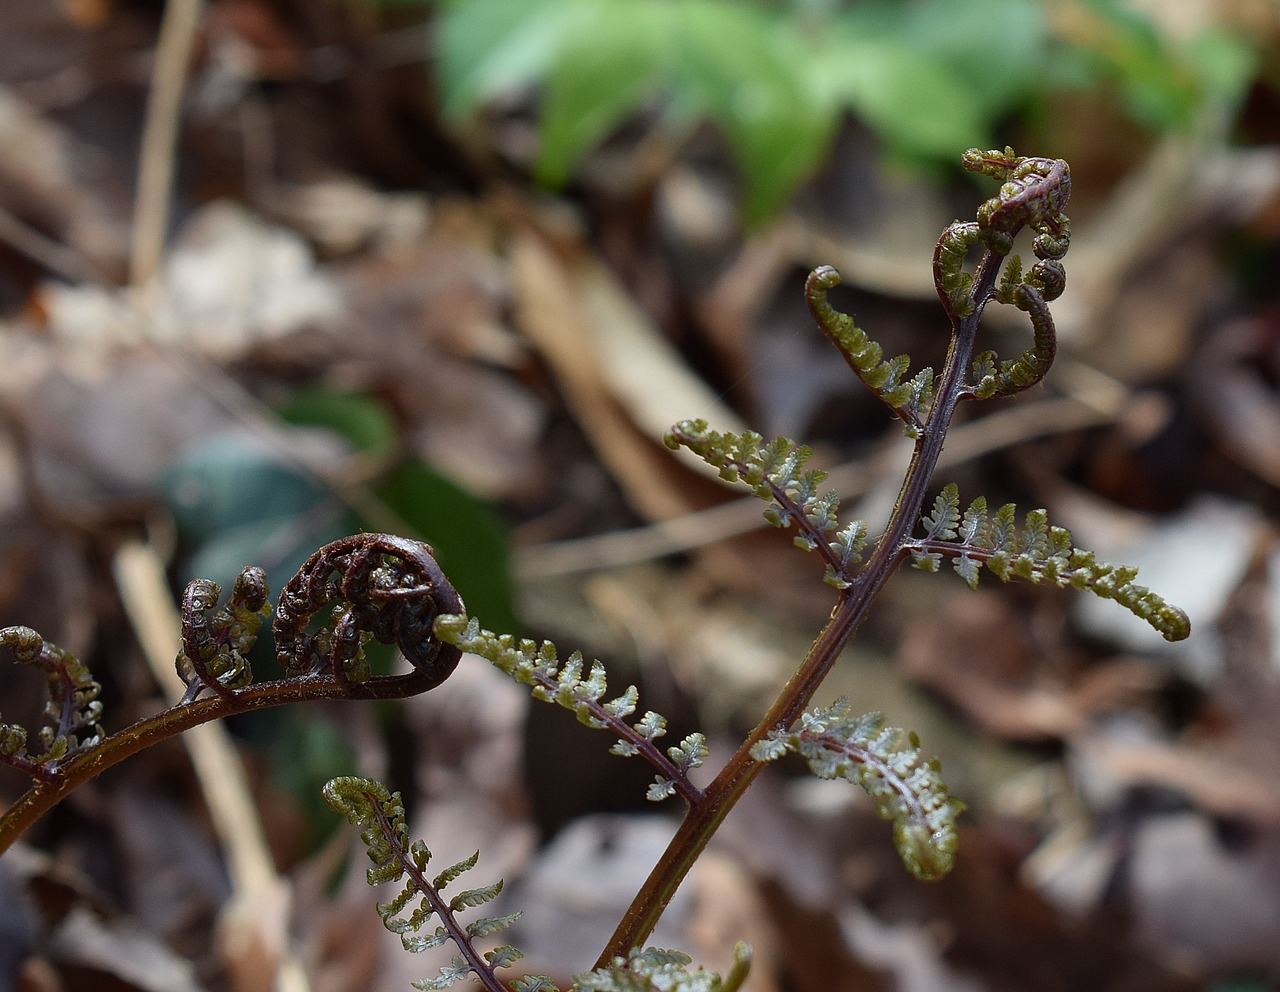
[274,534,465,687]
[176,567,270,702]
[933,147,1072,399]
[0,626,103,779]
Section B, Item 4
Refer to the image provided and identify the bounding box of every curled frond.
[433,615,704,804]
[805,266,934,435]
[664,420,866,587]
[176,567,270,702]
[0,626,103,773]
[274,534,464,686]
[931,148,1072,396]
[572,943,751,992]
[752,700,962,882]
[324,776,540,992]
[907,485,1191,642]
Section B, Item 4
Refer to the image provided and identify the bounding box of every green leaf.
[809,31,988,160]
[276,386,397,457]
[535,4,664,187]
[667,2,835,223]
[435,0,588,121]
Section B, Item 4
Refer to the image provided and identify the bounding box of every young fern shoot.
[0,147,1193,991]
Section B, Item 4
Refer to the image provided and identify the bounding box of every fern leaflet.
[907,484,1191,641]
[433,615,706,804]
[323,776,538,992]
[572,944,751,992]
[664,420,866,588]
[752,699,963,882]
[805,265,935,435]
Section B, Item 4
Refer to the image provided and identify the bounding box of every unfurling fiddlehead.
[433,615,707,803]
[0,627,103,778]
[752,699,963,882]
[934,147,1072,399]
[908,484,1192,642]
[805,265,935,437]
[0,533,467,856]
[274,534,465,687]
[176,566,270,702]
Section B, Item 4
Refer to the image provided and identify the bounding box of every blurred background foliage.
[417,0,1257,222]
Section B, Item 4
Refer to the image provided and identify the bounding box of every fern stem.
[0,669,439,855]
[597,249,1007,963]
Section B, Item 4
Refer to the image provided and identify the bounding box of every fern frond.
[805,265,934,434]
[907,486,1191,642]
[664,420,867,586]
[751,700,962,882]
[572,943,751,992]
[324,776,542,992]
[175,567,270,702]
[432,616,705,804]
[0,626,103,774]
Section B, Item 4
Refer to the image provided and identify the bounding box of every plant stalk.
[596,249,1005,964]
[0,669,436,855]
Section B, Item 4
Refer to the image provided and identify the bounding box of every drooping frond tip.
[433,615,707,804]
[323,776,538,992]
[909,484,1190,642]
[752,700,963,882]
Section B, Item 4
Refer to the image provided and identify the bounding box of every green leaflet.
[664,419,867,588]
[804,266,935,436]
[752,700,963,882]
[909,484,1191,642]
[572,943,751,992]
[323,776,536,991]
[433,615,706,803]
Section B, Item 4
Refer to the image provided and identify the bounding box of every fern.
[175,567,271,703]
[804,265,935,436]
[752,699,963,882]
[433,615,707,804]
[0,626,103,775]
[908,484,1192,642]
[664,420,866,588]
[323,776,536,992]
[571,944,751,992]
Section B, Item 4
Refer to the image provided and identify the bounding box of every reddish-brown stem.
[0,667,437,854]
[596,249,1007,963]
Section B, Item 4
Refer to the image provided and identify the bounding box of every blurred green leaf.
[667,2,835,224]
[271,710,359,850]
[431,0,1260,223]
[436,0,590,120]
[165,435,348,592]
[277,386,397,457]
[535,3,665,187]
